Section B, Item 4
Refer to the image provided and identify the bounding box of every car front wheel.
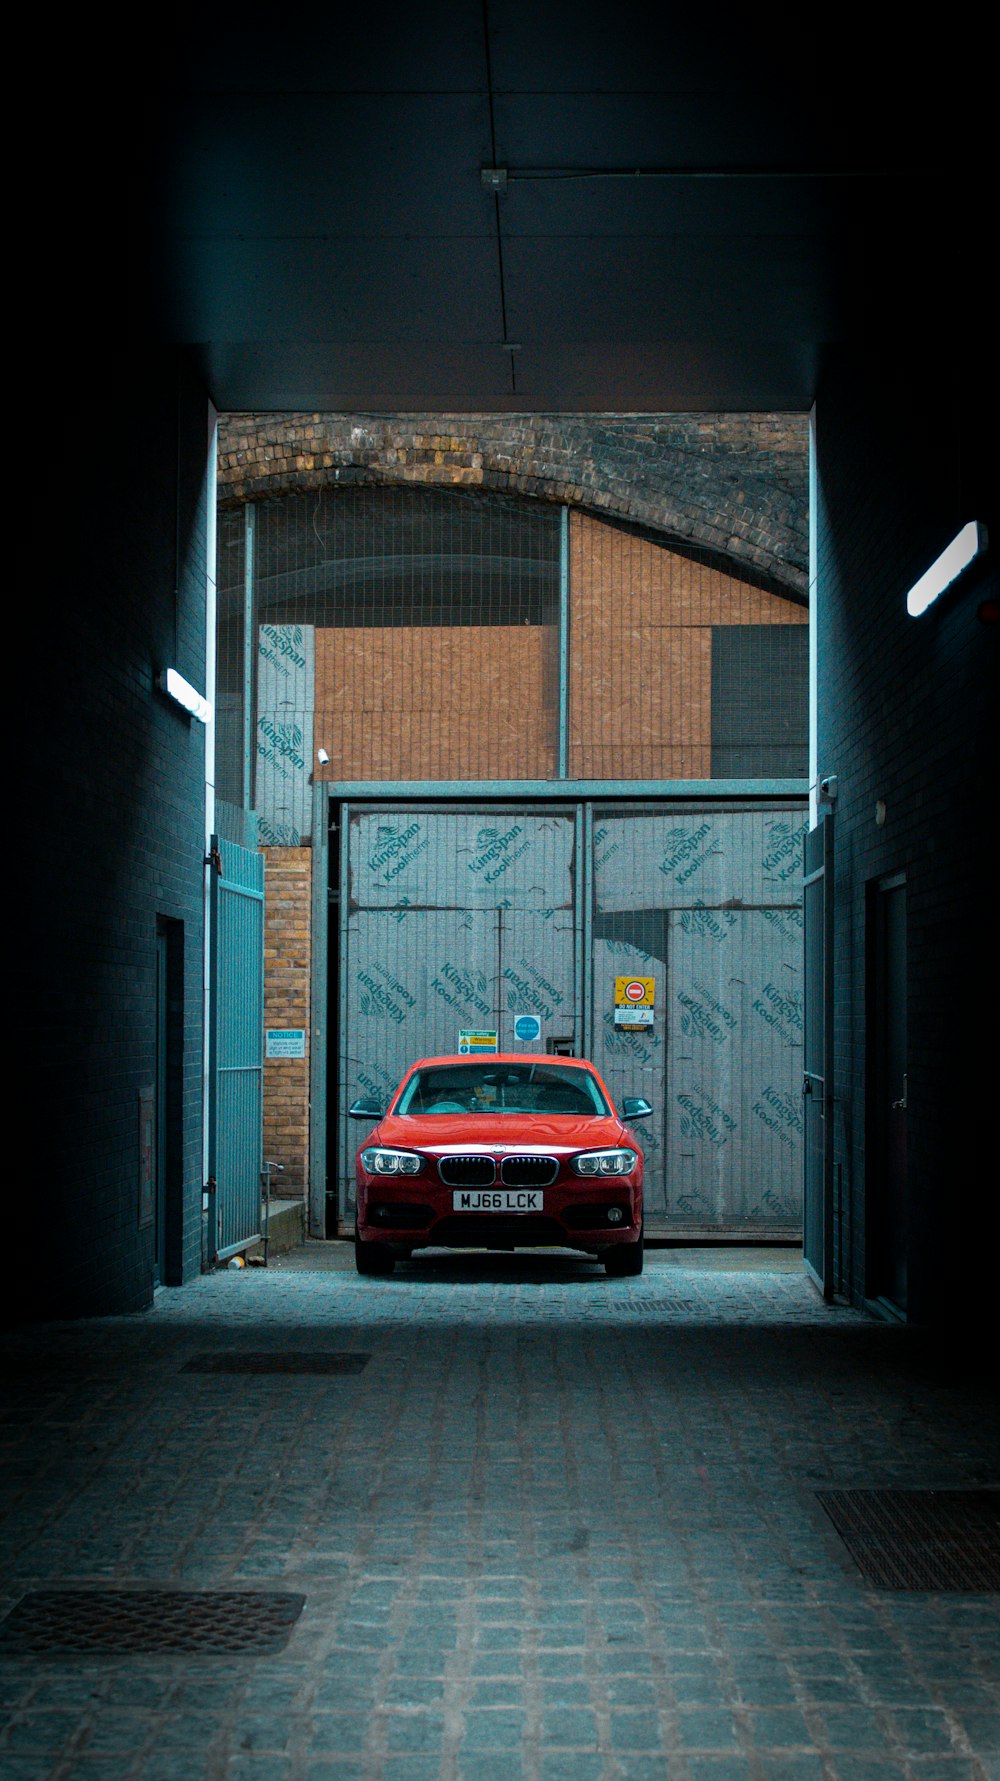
[355,1223,396,1276]
[604,1226,643,1277]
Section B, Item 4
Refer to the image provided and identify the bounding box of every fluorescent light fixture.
[906,521,987,617]
[159,668,212,725]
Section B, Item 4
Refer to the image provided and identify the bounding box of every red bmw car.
[350,1054,650,1277]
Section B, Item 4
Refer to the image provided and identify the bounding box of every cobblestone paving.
[1,1249,997,1779]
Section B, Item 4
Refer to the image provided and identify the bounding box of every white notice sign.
[266,1029,306,1058]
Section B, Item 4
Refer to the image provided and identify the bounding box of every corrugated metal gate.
[336,801,805,1238]
[209,837,265,1260]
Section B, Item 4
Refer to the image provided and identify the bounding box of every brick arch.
[218,412,809,598]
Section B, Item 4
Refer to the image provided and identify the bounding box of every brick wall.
[262,847,312,1197]
[219,413,809,596]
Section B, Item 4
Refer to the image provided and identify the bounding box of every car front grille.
[498,1155,559,1187]
[437,1155,496,1187]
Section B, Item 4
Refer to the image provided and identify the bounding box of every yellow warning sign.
[614,976,655,1026]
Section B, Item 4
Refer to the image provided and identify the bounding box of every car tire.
[354,1224,396,1276]
[604,1226,643,1277]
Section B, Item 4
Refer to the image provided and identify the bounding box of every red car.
[350,1054,650,1277]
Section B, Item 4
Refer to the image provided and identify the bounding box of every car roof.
[403,1054,598,1072]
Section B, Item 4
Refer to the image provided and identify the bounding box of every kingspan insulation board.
[590,808,806,1233]
[255,624,315,845]
[340,810,577,1220]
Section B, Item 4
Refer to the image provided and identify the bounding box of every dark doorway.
[154,918,184,1285]
[868,876,908,1314]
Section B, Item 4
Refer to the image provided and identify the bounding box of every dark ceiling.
[74,3,991,415]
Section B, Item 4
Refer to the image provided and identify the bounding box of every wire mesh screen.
[256,485,561,786]
[216,507,247,807]
[710,625,809,777]
[215,483,807,804]
[568,511,807,781]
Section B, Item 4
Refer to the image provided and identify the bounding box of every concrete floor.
[1,1245,997,1779]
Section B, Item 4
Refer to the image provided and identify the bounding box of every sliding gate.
[336,801,806,1239]
[209,836,265,1260]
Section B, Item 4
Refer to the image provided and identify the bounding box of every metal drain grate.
[817,1489,1000,1590]
[182,1352,370,1375]
[0,1590,305,1655]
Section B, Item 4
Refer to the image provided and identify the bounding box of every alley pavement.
[1,1244,997,1780]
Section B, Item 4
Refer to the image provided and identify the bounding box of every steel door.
[333,799,806,1237]
[209,836,265,1260]
[802,815,834,1295]
[338,808,577,1222]
[588,807,806,1232]
[869,877,908,1311]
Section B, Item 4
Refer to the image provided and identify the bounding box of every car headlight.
[360,1147,424,1176]
[570,1148,638,1177]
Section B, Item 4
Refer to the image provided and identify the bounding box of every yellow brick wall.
[262,846,311,1197]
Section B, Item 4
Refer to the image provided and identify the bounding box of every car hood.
[370,1112,630,1154]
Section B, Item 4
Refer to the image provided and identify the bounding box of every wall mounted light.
[158,668,212,725]
[905,521,988,617]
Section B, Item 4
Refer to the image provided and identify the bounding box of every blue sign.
[514,1014,542,1043]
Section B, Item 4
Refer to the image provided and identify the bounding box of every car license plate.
[452,1189,543,1212]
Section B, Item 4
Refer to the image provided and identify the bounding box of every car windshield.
[395,1063,611,1117]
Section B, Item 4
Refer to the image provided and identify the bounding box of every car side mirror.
[621,1096,653,1121]
[348,1096,385,1121]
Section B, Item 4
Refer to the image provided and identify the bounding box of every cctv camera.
[316,748,329,765]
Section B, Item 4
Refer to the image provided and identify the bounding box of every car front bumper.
[356,1178,642,1253]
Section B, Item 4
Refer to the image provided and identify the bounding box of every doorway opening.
[154,917,184,1285]
[866,874,908,1315]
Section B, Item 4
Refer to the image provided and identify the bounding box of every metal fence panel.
[666,907,803,1225]
[498,908,576,1047]
[339,809,577,1221]
[336,800,804,1237]
[588,929,669,1214]
[591,805,806,1234]
[340,906,500,1214]
[212,838,265,1258]
[349,809,573,911]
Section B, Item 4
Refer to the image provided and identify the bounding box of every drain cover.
[817,1489,1000,1590]
[182,1352,370,1375]
[0,1590,305,1655]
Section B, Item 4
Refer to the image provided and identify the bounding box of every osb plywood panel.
[568,511,805,779]
[305,520,803,784]
[314,626,556,781]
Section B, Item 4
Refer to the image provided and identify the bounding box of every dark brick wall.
[17,349,212,1319]
[814,348,997,1326]
[218,413,809,596]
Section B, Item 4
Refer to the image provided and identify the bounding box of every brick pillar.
[262,846,312,1197]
